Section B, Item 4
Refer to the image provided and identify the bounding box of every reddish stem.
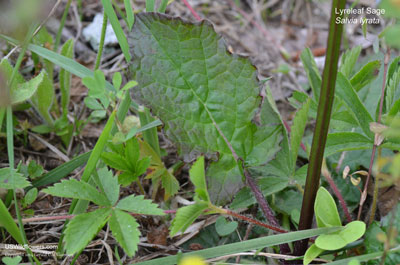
[322,170,352,223]
[225,209,288,233]
[182,0,202,21]
[283,120,307,152]
[357,49,391,221]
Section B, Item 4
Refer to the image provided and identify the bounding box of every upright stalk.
[94,12,108,70]
[295,0,346,255]
[366,48,391,223]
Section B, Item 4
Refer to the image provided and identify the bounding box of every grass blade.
[133,227,342,265]
[71,110,117,214]
[145,0,155,12]
[31,151,91,188]
[101,0,132,62]
[0,34,115,91]
[124,0,135,30]
[158,0,169,12]
[0,199,23,244]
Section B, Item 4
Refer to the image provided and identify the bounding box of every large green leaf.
[128,13,283,203]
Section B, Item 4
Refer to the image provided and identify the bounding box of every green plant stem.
[138,108,161,157]
[94,12,108,70]
[6,24,38,263]
[369,148,382,224]
[365,48,391,223]
[295,0,345,255]
[55,0,72,52]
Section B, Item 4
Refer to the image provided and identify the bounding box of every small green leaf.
[300,48,322,100]
[121,80,138,91]
[64,208,111,255]
[336,72,374,138]
[23,187,38,205]
[339,46,361,78]
[189,156,209,202]
[314,187,341,227]
[2,256,22,265]
[290,98,310,172]
[303,243,324,265]
[215,216,238,237]
[0,168,30,189]
[91,109,107,119]
[31,70,55,125]
[125,137,140,169]
[109,209,140,257]
[97,167,120,205]
[362,19,367,38]
[43,179,111,206]
[116,194,164,215]
[12,71,44,106]
[325,132,372,157]
[83,69,106,98]
[84,97,104,110]
[315,221,366,250]
[112,72,122,90]
[101,152,130,171]
[118,171,137,186]
[31,124,53,134]
[350,60,380,92]
[170,202,208,236]
[384,62,400,114]
[161,169,180,198]
[384,25,400,49]
[60,39,74,117]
